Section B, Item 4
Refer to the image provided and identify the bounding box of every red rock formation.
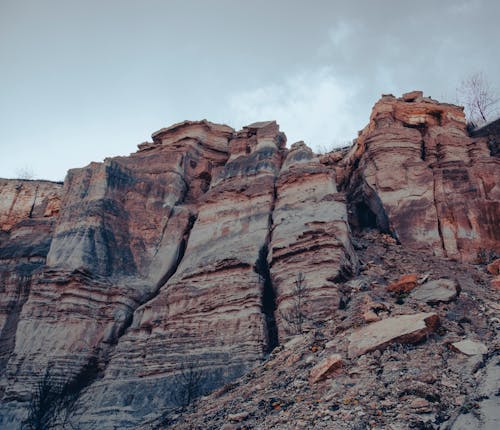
[341,91,500,261]
[0,180,62,374]
[0,93,498,429]
[63,121,288,427]
[0,121,235,426]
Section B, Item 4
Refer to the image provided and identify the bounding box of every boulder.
[410,278,459,304]
[348,312,440,358]
[387,274,419,294]
[309,354,343,383]
[487,258,500,275]
[451,340,488,356]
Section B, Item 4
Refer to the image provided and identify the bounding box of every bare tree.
[171,362,205,408]
[15,166,35,180]
[22,367,78,430]
[279,272,309,335]
[22,357,99,430]
[457,72,499,127]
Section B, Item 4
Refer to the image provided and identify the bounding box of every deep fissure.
[255,244,278,353]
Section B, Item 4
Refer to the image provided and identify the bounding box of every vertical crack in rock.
[28,185,38,219]
[107,212,198,348]
[255,244,279,353]
[420,139,426,161]
[432,172,447,257]
[154,213,197,291]
[255,174,280,353]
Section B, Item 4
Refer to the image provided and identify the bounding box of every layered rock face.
[269,142,358,340]
[75,121,287,427]
[340,91,500,261]
[0,93,498,429]
[0,180,62,373]
[0,121,236,426]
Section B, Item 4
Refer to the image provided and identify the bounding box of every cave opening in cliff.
[356,202,378,230]
[255,245,279,353]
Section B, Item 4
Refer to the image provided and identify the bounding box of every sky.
[1,0,499,181]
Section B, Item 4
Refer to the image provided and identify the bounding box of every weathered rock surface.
[450,356,500,430]
[156,229,498,430]
[269,142,358,340]
[309,353,343,383]
[341,92,500,262]
[410,278,459,304]
[0,180,62,375]
[451,339,488,356]
[348,312,440,358]
[68,121,289,428]
[0,121,236,427]
[0,92,498,429]
[0,179,61,233]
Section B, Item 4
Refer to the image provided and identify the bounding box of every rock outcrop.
[74,121,287,428]
[0,180,62,375]
[340,91,500,262]
[269,141,358,341]
[0,93,498,429]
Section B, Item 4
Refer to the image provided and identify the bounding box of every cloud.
[228,67,364,152]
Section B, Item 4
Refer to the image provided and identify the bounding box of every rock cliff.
[0,93,498,429]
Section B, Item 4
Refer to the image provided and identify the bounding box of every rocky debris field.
[150,230,499,430]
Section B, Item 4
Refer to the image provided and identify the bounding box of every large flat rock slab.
[410,278,459,304]
[348,312,439,358]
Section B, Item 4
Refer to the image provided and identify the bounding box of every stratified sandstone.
[0,179,61,233]
[0,121,235,427]
[269,142,358,340]
[0,92,498,429]
[72,121,287,428]
[0,180,62,375]
[341,92,500,261]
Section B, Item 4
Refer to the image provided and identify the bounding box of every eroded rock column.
[269,142,358,341]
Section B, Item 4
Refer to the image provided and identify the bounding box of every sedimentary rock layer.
[75,121,287,428]
[0,121,235,427]
[341,91,500,261]
[0,93,498,429]
[0,179,62,375]
[269,142,358,341]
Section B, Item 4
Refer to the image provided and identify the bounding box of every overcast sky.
[1,0,499,181]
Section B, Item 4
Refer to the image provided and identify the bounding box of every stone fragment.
[348,313,439,358]
[487,258,500,275]
[410,278,459,304]
[409,397,432,413]
[402,90,423,102]
[309,354,343,383]
[228,412,249,422]
[492,276,500,290]
[451,340,488,356]
[387,274,418,294]
[363,309,380,323]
